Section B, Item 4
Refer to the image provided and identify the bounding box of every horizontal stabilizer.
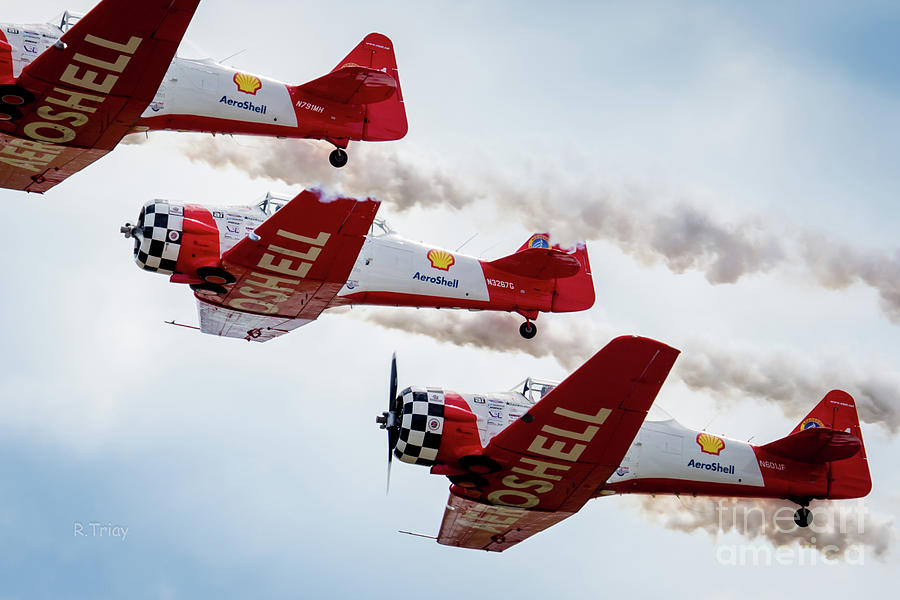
[760,427,862,464]
[296,66,398,105]
[487,248,581,280]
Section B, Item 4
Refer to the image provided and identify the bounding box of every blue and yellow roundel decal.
[528,234,550,249]
[800,417,825,430]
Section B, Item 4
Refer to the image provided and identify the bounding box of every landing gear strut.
[519,321,537,339]
[329,147,348,168]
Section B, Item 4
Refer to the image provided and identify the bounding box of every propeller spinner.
[375,353,402,493]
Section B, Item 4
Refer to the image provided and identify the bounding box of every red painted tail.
[790,391,872,499]
[333,33,408,141]
[551,240,595,313]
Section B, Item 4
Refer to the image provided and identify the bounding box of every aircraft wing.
[436,494,576,552]
[203,189,379,341]
[0,0,200,192]
[195,301,313,342]
[437,336,680,551]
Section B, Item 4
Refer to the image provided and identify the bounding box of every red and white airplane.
[377,336,872,551]
[0,0,407,192]
[121,189,595,340]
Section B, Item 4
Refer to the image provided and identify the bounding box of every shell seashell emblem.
[233,72,262,95]
[427,249,455,271]
[696,432,725,455]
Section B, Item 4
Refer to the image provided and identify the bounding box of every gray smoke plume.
[630,496,895,560]
[351,308,900,433]
[177,135,900,322]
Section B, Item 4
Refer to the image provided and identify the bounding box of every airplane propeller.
[375,353,402,493]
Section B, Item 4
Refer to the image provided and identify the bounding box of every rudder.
[333,33,407,141]
[791,390,872,499]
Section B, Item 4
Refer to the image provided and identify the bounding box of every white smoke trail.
[176,135,900,323]
[350,308,900,433]
[629,496,895,560]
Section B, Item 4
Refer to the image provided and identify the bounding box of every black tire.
[0,84,35,106]
[197,266,236,285]
[190,282,227,297]
[519,321,537,339]
[329,147,348,168]
[0,104,22,122]
[449,473,488,489]
[459,454,502,475]
[794,507,812,528]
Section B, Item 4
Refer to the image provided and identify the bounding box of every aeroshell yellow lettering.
[486,489,539,509]
[527,435,586,462]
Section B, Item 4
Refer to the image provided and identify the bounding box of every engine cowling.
[131,200,185,275]
[394,386,484,468]
[394,386,446,466]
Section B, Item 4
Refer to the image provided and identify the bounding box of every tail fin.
[765,391,872,499]
[551,242,594,313]
[334,33,407,141]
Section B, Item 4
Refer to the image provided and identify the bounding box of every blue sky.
[1,1,899,598]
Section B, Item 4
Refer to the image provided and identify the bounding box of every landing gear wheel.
[190,282,227,297]
[329,147,348,168]
[0,105,22,122]
[197,266,236,285]
[0,85,35,106]
[459,454,502,474]
[794,506,812,528]
[449,473,489,489]
[519,321,537,339]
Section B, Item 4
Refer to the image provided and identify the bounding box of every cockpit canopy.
[510,377,558,405]
[256,192,291,216]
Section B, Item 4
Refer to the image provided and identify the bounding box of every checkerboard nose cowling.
[394,387,445,466]
[134,200,185,275]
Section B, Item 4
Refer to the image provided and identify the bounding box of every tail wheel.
[190,282,228,297]
[0,85,35,106]
[0,104,22,122]
[519,321,537,339]
[794,507,812,528]
[197,266,236,285]
[329,147,348,168]
[459,454,502,475]
[449,473,489,489]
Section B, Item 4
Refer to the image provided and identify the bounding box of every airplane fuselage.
[441,386,830,503]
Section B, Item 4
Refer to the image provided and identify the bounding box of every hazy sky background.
[1,1,898,598]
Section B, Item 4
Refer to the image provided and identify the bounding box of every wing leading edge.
[437,336,680,551]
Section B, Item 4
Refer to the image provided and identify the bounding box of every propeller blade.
[386,456,392,495]
[390,352,398,408]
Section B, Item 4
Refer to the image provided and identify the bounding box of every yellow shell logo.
[696,432,725,455]
[427,249,455,271]
[233,72,262,95]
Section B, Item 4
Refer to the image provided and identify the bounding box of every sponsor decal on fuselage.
[219,95,267,114]
[233,72,261,95]
[687,458,735,474]
[527,234,550,249]
[412,272,458,288]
